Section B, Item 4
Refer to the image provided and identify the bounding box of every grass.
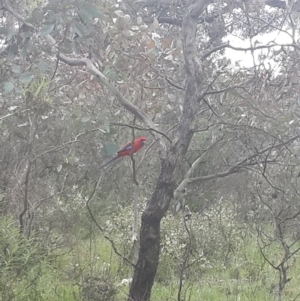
[1,216,300,301]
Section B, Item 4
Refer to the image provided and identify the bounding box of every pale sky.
[225,29,295,69]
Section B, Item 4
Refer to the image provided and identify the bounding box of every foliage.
[1,202,300,301]
[0,217,78,301]
[81,273,117,301]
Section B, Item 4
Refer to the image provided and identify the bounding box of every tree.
[129,1,211,299]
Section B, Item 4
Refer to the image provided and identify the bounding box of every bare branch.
[18,159,31,233]
[110,123,172,143]
[186,134,300,185]
[85,172,135,267]
[201,42,299,60]
[174,140,219,199]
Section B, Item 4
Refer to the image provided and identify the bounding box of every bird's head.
[139,136,146,146]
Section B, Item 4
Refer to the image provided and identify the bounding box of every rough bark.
[128,1,211,300]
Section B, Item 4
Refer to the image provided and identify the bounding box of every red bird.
[100,136,146,169]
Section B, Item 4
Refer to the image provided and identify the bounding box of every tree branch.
[185,134,300,185]
[44,35,155,128]
[201,42,299,60]
[174,140,218,199]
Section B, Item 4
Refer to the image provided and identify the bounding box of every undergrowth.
[1,200,300,301]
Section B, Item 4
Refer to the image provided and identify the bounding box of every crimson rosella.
[100,136,146,169]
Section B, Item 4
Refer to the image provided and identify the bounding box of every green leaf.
[8,43,18,60]
[203,192,213,201]
[73,21,86,37]
[12,64,21,74]
[21,30,33,39]
[19,72,33,84]
[23,39,33,56]
[83,121,92,132]
[103,120,110,133]
[37,60,47,72]
[24,17,35,24]
[60,39,73,54]
[32,8,44,23]
[227,88,244,99]
[3,82,14,94]
[81,116,91,123]
[78,9,94,24]
[101,142,118,156]
[40,23,55,36]
[74,40,81,54]
[82,3,104,19]
[7,29,15,41]
[47,3,60,12]
[107,128,117,135]
[0,27,7,34]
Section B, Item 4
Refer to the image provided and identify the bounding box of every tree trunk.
[128,1,211,300]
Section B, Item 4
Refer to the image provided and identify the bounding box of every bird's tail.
[100,156,117,169]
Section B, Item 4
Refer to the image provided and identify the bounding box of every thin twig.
[85,172,134,267]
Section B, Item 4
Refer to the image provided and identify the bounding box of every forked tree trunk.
[128,1,211,300]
